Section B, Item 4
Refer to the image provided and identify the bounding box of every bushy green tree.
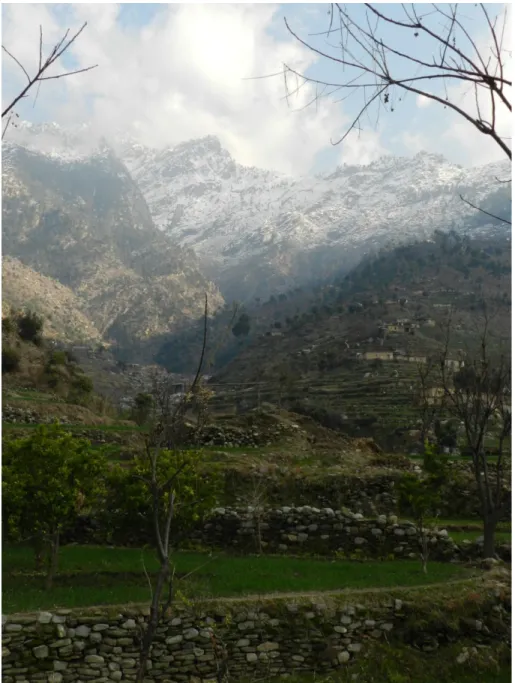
[2,424,107,589]
[2,347,20,374]
[17,310,43,344]
[69,372,94,404]
[397,444,449,573]
[131,392,154,426]
[232,312,251,337]
[101,449,219,546]
[2,315,14,334]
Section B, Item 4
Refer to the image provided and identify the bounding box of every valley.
[2,125,511,683]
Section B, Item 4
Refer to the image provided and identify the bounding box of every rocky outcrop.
[2,142,223,351]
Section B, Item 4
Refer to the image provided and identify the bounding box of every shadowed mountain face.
[2,141,223,348]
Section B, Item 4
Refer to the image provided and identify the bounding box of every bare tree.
[414,356,441,447]
[439,309,511,559]
[246,471,270,554]
[135,296,214,683]
[2,22,97,138]
[274,3,511,221]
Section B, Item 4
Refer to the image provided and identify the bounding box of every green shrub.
[64,350,78,364]
[2,316,14,335]
[2,347,20,374]
[17,311,43,344]
[48,351,67,366]
[72,374,93,394]
[130,392,154,426]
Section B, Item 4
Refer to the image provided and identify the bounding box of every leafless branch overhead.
[2,21,97,137]
[267,4,511,159]
[459,194,512,226]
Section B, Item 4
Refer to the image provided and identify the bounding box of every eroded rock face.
[2,141,224,347]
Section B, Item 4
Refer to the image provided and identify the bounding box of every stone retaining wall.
[3,585,510,682]
[191,507,467,560]
[224,465,511,521]
[65,506,510,562]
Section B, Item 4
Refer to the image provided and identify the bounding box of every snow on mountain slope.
[120,134,510,297]
[8,122,511,301]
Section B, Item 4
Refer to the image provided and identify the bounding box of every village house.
[385,323,404,333]
[445,359,464,370]
[364,350,394,361]
[408,355,427,364]
[417,317,436,327]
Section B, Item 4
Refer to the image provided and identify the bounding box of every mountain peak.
[171,134,229,159]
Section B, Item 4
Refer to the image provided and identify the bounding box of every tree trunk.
[482,513,498,559]
[33,536,44,571]
[255,513,262,555]
[136,563,171,683]
[419,527,429,574]
[45,530,60,590]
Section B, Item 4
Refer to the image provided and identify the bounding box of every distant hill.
[155,231,510,374]
[195,232,511,446]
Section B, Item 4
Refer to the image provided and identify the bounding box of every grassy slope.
[3,546,470,612]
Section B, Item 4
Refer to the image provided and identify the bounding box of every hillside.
[207,232,511,446]
[2,140,223,350]
[2,257,102,344]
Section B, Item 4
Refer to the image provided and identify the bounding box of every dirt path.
[17,575,488,617]
[205,575,482,603]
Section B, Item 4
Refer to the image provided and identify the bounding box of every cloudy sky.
[2,3,511,174]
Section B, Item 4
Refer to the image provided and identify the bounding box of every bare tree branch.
[2,21,97,133]
[270,4,511,160]
[459,194,511,226]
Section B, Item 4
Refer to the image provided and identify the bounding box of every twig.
[2,22,97,120]
[459,194,511,225]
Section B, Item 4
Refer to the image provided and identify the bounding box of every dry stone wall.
[192,507,470,560]
[64,506,510,562]
[3,587,510,683]
[224,464,511,521]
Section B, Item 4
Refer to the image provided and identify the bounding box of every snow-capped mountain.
[7,122,511,302]
[121,134,511,299]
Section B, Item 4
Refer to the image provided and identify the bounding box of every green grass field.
[3,546,471,613]
[449,530,511,543]
[2,422,146,432]
[269,660,511,683]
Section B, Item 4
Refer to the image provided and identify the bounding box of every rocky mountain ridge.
[8,122,510,303]
[2,137,223,349]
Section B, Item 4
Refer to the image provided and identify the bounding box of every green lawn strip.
[450,530,511,544]
[2,422,145,433]
[401,518,511,533]
[259,652,511,683]
[3,546,470,613]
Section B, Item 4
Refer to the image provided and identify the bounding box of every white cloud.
[338,128,387,166]
[2,3,346,174]
[2,3,510,172]
[398,132,428,156]
[416,95,432,109]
